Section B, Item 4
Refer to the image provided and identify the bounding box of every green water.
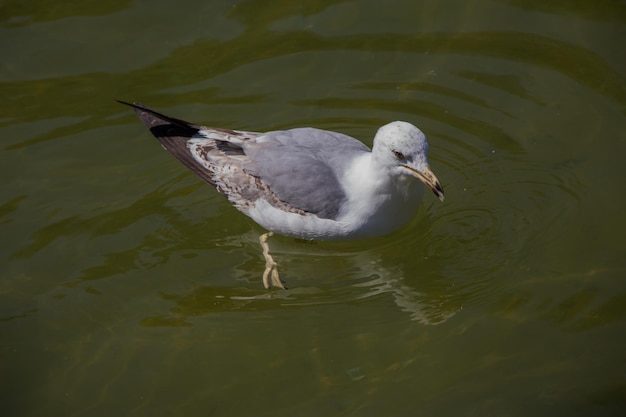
[1,0,625,415]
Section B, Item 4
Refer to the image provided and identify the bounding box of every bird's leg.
[259,232,286,289]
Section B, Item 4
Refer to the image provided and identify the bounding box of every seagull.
[119,101,444,289]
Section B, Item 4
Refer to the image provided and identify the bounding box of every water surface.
[1,0,625,416]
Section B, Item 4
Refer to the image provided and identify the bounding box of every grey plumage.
[118,101,367,220]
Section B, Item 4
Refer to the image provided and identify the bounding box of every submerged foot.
[259,232,286,289]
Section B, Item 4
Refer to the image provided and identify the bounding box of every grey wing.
[244,146,349,220]
[122,102,368,220]
[262,127,371,152]
[243,128,370,220]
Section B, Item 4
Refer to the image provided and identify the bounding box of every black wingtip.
[117,100,201,137]
[116,100,164,120]
[116,100,148,111]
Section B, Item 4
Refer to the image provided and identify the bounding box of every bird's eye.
[392,150,405,160]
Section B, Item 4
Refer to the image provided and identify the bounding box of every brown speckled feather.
[118,101,311,217]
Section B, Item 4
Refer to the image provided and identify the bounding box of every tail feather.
[118,100,217,186]
[116,100,200,137]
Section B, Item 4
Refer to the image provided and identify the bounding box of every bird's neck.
[339,154,423,237]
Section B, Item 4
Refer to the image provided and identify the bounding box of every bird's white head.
[372,121,444,201]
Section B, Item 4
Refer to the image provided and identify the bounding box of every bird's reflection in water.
[142,231,461,326]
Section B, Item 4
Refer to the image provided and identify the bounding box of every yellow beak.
[403,164,445,202]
